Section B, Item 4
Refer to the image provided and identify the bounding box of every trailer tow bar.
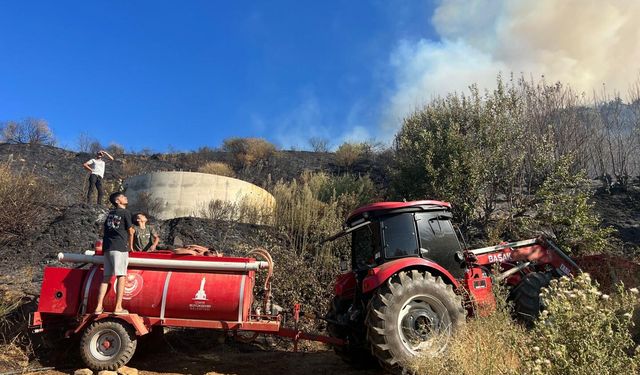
[276,303,346,350]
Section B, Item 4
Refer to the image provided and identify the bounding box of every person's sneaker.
[113,309,129,315]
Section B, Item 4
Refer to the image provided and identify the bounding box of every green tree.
[533,157,613,255]
[392,94,483,227]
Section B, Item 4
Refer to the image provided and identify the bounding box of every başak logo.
[189,277,212,311]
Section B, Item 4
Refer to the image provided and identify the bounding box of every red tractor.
[324,200,581,373]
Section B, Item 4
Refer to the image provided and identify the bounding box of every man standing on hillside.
[94,191,134,315]
[83,150,114,205]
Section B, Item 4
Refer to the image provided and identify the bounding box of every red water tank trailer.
[31,249,343,370]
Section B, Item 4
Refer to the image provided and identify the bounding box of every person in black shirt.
[94,191,134,315]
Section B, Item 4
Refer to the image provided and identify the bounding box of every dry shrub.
[0,289,22,329]
[272,172,375,257]
[1,118,55,145]
[200,198,273,225]
[198,161,236,177]
[0,289,29,372]
[223,137,276,168]
[106,142,125,157]
[0,342,28,371]
[0,163,54,245]
[128,192,164,218]
[409,286,527,375]
[334,142,367,169]
[122,159,147,179]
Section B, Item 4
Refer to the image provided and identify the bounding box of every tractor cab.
[329,200,466,280]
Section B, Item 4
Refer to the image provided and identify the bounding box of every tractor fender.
[362,258,460,294]
[333,272,357,299]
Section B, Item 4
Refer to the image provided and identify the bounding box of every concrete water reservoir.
[124,171,275,223]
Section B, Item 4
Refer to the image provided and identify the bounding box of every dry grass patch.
[198,161,236,177]
[0,162,55,245]
[0,342,29,371]
[408,309,527,375]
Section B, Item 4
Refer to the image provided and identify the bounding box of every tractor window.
[352,222,381,270]
[382,214,419,258]
[415,212,464,278]
[416,213,462,253]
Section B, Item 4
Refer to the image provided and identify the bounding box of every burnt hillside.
[0,143,354,204]
[0,143,381,295]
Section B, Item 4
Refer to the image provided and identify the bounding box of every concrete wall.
[124,171,275,223]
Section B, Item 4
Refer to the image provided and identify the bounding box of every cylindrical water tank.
[79,253,256,322]
[124,171,275,223]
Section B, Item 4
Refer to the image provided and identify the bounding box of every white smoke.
[383,0,640,137]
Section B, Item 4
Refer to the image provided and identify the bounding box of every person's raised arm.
[101,150,115,160]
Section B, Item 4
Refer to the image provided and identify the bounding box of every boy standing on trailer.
[94,192,134,315]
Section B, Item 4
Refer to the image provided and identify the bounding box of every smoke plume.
[384,0,640,135]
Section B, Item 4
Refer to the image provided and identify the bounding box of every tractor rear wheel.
[366,270,466,374]
[326,297,376,368]
[80,319,137,371]
[511,272,552,327]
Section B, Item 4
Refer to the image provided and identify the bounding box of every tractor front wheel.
[511,272,552,327]
[366,270,466,373]
[80,319,137,371]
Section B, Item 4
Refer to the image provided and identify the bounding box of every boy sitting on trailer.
[132,213,222,256]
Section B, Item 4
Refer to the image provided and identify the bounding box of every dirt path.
[31,349,383,375]
[22,331,384,375]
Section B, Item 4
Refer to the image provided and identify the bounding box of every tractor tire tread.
[366,270,466,374]
[511,272,552,326]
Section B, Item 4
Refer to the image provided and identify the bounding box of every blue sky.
[4,1,636,152]
[0,1,438,152]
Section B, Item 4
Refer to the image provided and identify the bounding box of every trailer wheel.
[366,270,466,374]
[80,319,137,371]
[511,272,552,327]
[326,297,376,368]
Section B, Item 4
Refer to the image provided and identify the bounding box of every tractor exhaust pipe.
[58,252,269,272]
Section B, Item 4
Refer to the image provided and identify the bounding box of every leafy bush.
[393,94,483,227]
[223,137,276,168]
[198,161,236,177]
[534,157,614,255]
[526,274,639,374]
[391,76,618,246]
[409,275,640,375]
